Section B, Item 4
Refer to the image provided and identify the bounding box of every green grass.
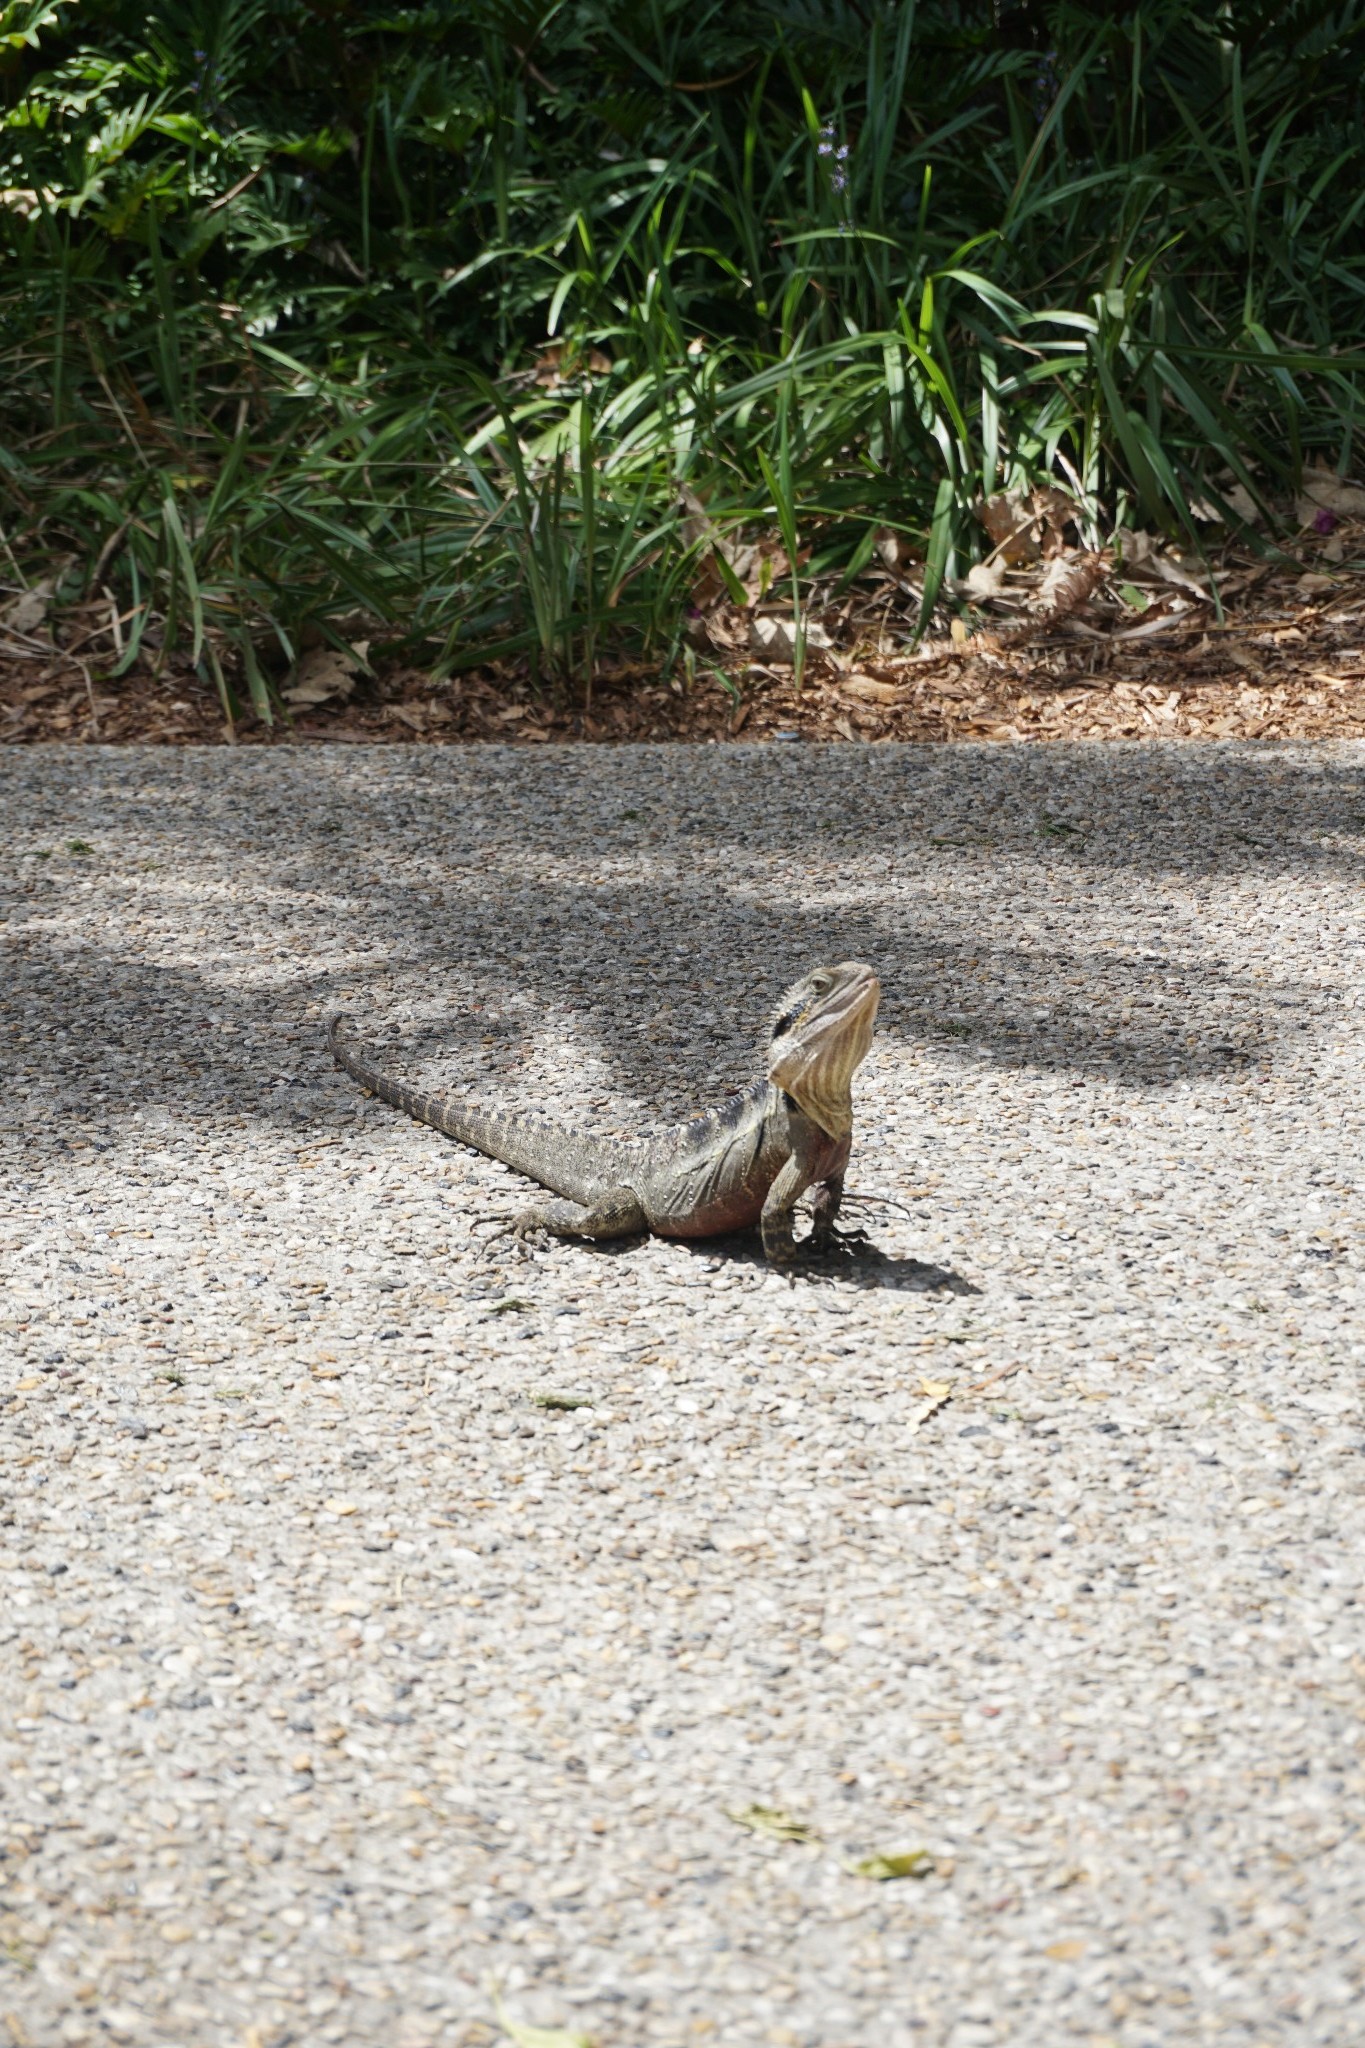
[2,0,1363,717]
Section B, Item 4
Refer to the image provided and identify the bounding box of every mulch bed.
[4,545,1364,748]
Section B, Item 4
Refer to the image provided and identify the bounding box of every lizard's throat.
[768,1014,874,1139]
[782,1077,854,1139]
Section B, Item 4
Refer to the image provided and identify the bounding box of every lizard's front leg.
[501,1187,648,1246]
[760,1154,811,1265]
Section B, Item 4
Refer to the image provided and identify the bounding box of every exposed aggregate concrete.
[1,741,1363,2048]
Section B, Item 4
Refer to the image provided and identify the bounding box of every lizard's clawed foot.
[472,1210,549,1258]
[809,1223,876,1259]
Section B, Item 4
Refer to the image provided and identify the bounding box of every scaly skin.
[327,961,879,1263]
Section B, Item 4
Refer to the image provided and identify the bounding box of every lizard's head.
[766,961,880,1138]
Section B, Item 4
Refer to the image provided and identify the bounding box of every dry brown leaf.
[960,559,1007,601]
[1221,482,1263,526]
[748,615,834,664]
[677,483,717,553]
[874,527,921,572]
[1035,554,1081,605]
[1296,465,1365,526]
[975,550,1108,648]
[842,674,908,705]
[2,579,54,637]
[285,643,368,706]
[977,493,1040,565]
[1120,532,1208,596]
[686,554,730,616]
[976,487,1077,565]
[532,342,612,387]
[907,1382,953,1434]
[1031,485,1079,546]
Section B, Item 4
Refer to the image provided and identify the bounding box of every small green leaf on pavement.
[726,1804,819,1842]
[845,1849,935,1881]
[494,1991,594,2048]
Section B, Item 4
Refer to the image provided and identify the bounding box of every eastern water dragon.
[327,960,879,1263]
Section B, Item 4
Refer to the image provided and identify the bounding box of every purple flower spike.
[1314,506,1338,535]
[818,122,850,196]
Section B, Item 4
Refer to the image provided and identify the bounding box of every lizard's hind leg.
[807,1171,846,1253]
[488,1187,648,1250]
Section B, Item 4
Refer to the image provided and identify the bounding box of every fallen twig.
[965,1361,1025,1397]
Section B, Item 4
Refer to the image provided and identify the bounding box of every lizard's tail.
[326,1012,617,1205]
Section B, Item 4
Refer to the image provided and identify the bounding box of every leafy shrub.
[1,0,1362,704]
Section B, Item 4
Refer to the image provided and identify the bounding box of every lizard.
[326,960,880,1264]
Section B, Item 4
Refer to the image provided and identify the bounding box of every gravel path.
[2,741,1363,2048]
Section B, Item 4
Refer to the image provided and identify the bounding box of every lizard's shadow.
[706,1232,980,1294]
[575,1230,978,1294]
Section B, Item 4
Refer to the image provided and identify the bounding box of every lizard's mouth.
[767,963,880,1136]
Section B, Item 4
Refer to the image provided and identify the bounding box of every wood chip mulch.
[4,552,1364,748]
